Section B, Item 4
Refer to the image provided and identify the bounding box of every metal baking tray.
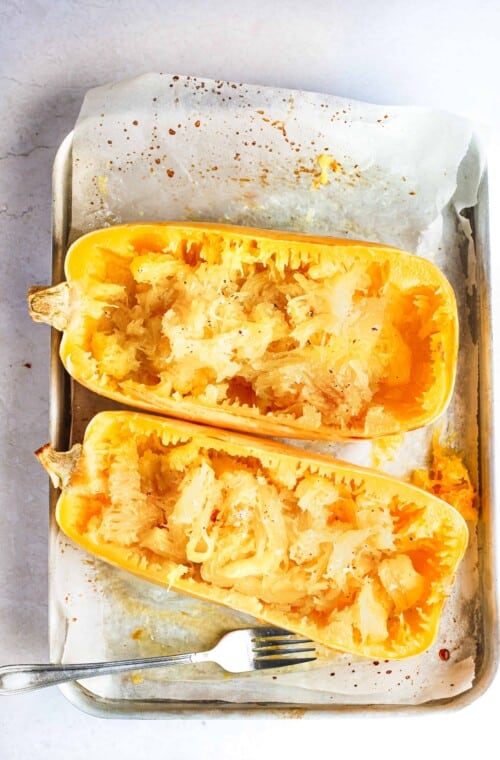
[46,130,498,718]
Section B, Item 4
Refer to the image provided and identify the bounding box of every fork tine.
[252,637,312,647]
[251,627,312,645]
[253,645,316,657]
[250,627,302,638]
[254,656,317,671]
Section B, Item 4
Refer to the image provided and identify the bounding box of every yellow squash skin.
[29,222,459,441]
[40,410,469,660]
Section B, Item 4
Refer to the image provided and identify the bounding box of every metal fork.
[0,627,316,694]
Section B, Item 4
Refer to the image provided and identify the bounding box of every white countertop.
[1,1,499,757]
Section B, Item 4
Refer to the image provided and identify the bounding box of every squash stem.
[27,282,70,331]
[35,443,82,489]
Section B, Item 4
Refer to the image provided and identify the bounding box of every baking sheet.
[49,72,491,713]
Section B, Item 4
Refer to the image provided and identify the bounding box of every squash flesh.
[48,411,469,660]
[29,223,459,439]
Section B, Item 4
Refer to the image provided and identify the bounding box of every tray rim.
[48,128,499,719]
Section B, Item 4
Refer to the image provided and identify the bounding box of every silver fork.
[0,627,316,695]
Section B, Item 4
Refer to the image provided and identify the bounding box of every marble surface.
[1,1,499,757]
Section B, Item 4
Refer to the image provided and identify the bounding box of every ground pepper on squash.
[28,222,459,441]
[36,410,469,661]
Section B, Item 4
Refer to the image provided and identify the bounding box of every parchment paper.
[53,72,484,708]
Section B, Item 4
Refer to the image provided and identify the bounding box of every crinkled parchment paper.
[53,72,485,708]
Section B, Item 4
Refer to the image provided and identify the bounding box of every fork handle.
[0,651,209,695]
